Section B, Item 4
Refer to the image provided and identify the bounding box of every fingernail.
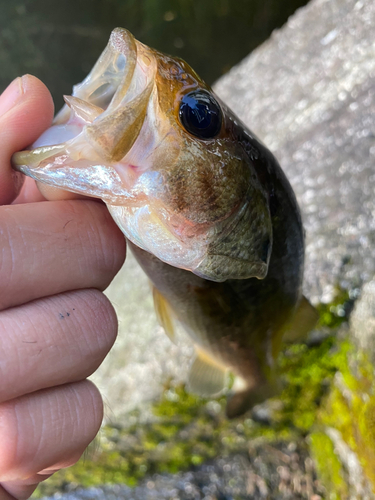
[0,77,24,117]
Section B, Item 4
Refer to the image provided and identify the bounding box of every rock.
[325,427,373,499]
[40,444,322,500]
[350,280,375,362]
[214,0,375,305]
[214,2,375,494]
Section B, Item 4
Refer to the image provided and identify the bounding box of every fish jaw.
[12,27,157,202]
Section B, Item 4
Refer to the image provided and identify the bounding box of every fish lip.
[53,27,140,124]
[11,28,157,195]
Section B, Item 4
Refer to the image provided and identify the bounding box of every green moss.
[33,287,361,498]
[34,384,297,498]
[360,399,375,450]
[277,337,343,433]
[305,336,375,496]
[316,287,353,329]
[309,432,348,500]
[316,343,375,492]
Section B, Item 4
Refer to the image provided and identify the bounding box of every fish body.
[130,125,306,417]
[12,28,317,417]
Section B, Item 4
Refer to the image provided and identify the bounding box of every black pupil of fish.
[179,91,222,139]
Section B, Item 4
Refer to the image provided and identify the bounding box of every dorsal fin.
[188,347,227,397]
[152,287,176,342]
[283,295,319,343]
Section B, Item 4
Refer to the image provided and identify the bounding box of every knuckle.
[0,403,20,480]
[83,201,126,285]
[78,289,118,358]
[59,200,126,289]
[0,382,103,482]
[69,381,103,440]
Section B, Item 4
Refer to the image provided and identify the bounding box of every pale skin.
[0,75,127,499]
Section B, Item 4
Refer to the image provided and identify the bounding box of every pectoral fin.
[283,295,319,343]
[152,287,175,342]
[188,347,227,397]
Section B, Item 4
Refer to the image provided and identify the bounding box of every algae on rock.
[35,289,358,499]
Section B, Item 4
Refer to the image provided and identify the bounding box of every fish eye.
[179,90,222,139]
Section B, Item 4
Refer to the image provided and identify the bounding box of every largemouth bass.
[12,28,317,417]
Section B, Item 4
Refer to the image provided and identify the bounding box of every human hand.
[0,76,126,499]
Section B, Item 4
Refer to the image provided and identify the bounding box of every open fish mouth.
[11,27,272,283]
[12,28,156,202]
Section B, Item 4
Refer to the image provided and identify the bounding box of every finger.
[0,289,117,404]
[1,479,45,500]
[0,199,126,310]
[12,177,46,204]
[0,381,103,491]
[36,182,91,201]
[0,75,54,205]
[13,177,97,205]
[0,485,17,499]
[1,471,55,500]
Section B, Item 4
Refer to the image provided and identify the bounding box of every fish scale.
[12,27,318,417]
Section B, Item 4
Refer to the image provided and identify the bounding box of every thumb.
[0,75,54,205]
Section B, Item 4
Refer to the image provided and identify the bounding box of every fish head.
[12,27,272,282]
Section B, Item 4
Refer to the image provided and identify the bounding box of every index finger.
[0,199,126,311]
[0,75,54,205]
